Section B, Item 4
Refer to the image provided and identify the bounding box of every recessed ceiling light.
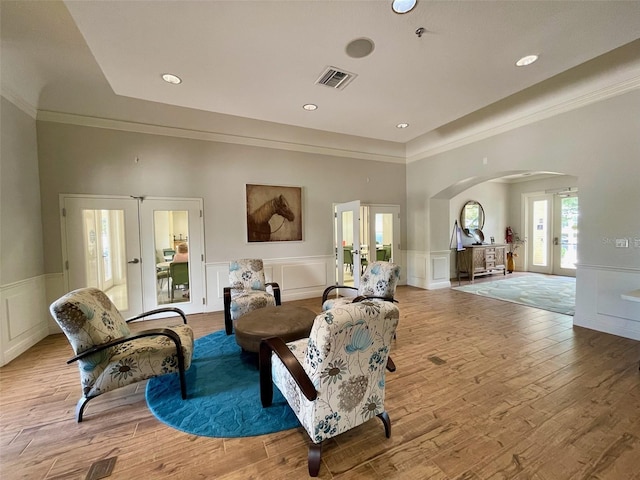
[162,73,182,84]
[515,55,539,67]
[392,0,417,14]
[303,104,318,111]
[396,123,409,129]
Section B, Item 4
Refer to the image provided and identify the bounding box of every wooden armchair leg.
[259,341,273,407]
[386,356,396,372]
[308,442,323,477]
[377,410,391,438]
[223,288,233,335]
[179,368,188,399]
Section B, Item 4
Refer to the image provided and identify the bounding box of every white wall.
[0,98,49,365]
[34,119,408,316]
[36,121,408,274]
[406,89,640,340]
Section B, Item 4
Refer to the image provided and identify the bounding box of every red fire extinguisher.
[506,226,513,244]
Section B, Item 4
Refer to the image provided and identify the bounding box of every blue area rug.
[453,274,575,315]
[146,330,299,437]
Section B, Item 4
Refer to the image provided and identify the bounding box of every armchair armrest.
[352,296,398,303]
[322,285,358,304]
[126,307,188,324]
[259,336,317,407]
[67,328,184,365]
[266,282,281,305]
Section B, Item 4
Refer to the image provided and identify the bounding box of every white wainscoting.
[405,250,451,290]
[0,275,50,366]
[2,255,411,364]
[428,250,452,290]
[574,264,640,341]
[205,255,336,313]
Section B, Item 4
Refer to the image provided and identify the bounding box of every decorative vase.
[507,252,515,273]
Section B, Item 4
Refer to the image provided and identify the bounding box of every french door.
[61,195,205,317]
[333,202,401,287]
[526,192,578,277]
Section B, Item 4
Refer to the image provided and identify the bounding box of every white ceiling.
[2,1,640,146]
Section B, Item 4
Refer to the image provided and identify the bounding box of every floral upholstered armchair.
[49,287,194,422]
[223,258,281,335]
[322,261,400,372]
[260,300,400,477]
[322,261,400,311]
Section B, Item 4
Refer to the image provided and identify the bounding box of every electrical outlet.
[615,238,629,248]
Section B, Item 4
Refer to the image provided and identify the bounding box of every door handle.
[553,237,559,245]
[127,258,140,264]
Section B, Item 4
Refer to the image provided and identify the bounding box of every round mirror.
[460,201,485,237]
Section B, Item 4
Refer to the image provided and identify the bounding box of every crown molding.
[1,88,37,119]
[406,75,640,164]
[36,111,406,164]
[27,72,640,165]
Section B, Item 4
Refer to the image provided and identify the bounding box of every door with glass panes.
[62,195,205,316]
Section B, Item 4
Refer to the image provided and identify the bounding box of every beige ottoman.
[234,304,317,353]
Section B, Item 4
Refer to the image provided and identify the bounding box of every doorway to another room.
[334,201,400,287]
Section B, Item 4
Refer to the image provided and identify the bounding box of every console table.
[457,244,507,283]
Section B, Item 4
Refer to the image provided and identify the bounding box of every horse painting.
[247,194,296,242]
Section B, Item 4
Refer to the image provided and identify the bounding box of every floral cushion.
[323,262,401,311]
[50,287,131,355]
[229,290,277,321]
[271,300,399,444]
[229,258,267,291]
[50,287,194,400]
[78,323,193,398]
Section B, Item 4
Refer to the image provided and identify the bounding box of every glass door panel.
[64,196,141,315]
[369,205,400,264]
[335,201,360,287]
[153,210,190,306]
[554,195,578,276]
[527,196,552,274]
[140,198,204,314]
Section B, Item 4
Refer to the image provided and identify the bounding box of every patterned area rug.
[453,274,575,315]
[146,330,299,437]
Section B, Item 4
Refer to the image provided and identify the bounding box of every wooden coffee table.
[234,304,317,353]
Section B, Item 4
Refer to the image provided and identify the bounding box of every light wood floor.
[1,285,639,479]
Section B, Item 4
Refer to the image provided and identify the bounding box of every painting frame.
[246,184,303,243]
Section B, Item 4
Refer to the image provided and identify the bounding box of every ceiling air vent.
[316,66,357,90]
